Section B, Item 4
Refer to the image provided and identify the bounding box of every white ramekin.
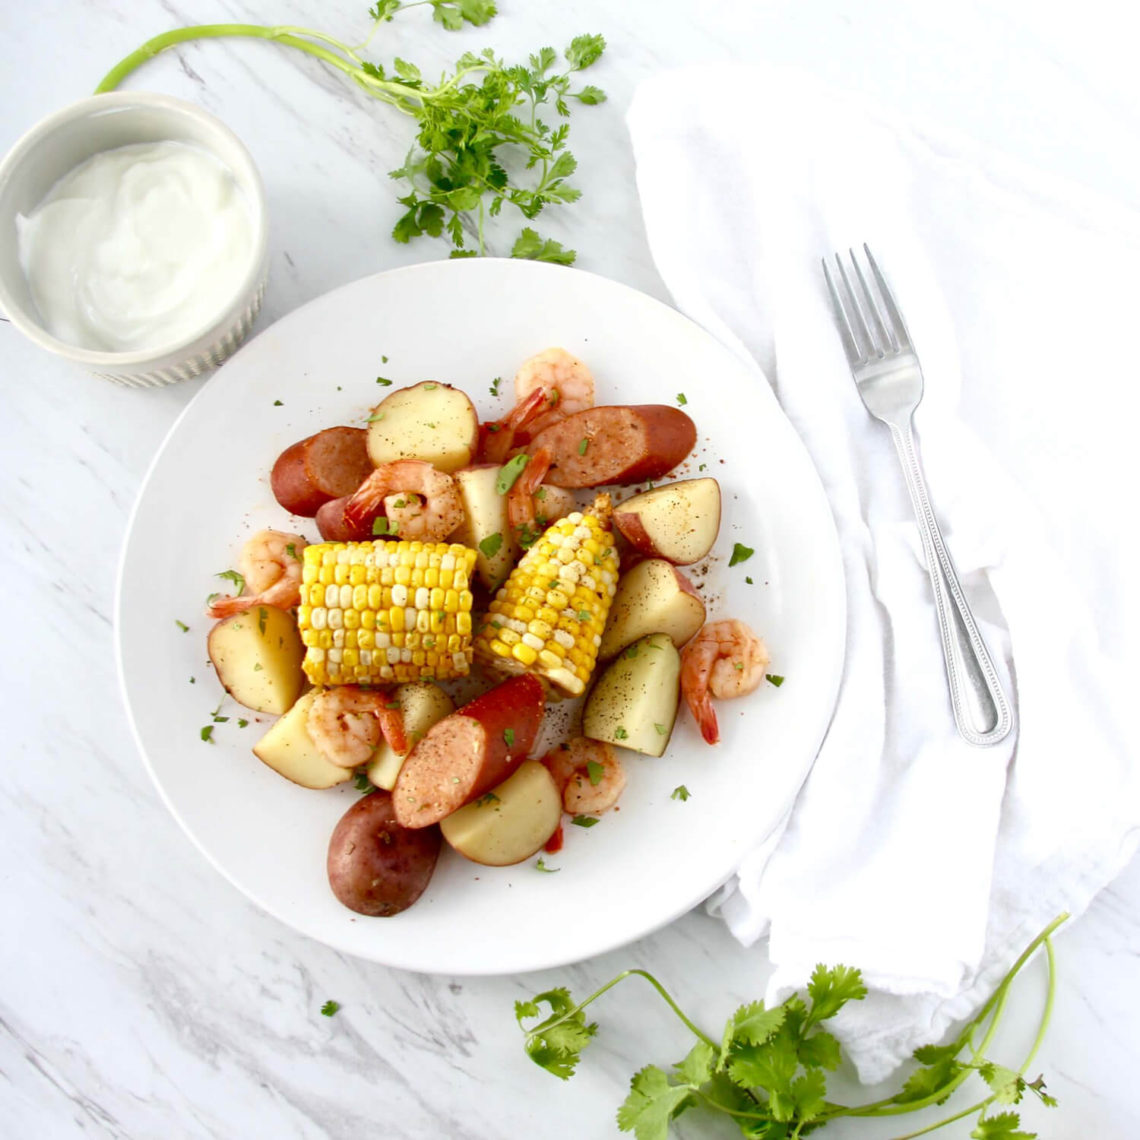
[0,92,269,388]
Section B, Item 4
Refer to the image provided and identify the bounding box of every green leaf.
[797,1028,841,1071]
[517,987,597,1079]
[511,227,576,265]
[806,964,867,1023]
[616,1066,693,1140]
[566,33,606,70]
[978,1062,1025,1105]
[320,1000,340,1017]
[970,1111,1035,1140]
[674,1040,715,1088]
[573,85,607,105]
[496,454,529,494]
[215,568,245,594]
[727,1034,798,1098]
[479,532,504,558]
[893,1055,961,1105]
[791,1068,828,1121]
[724,1001,787,1048]
[729,542,755,567]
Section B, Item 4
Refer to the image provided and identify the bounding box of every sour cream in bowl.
[0,93,268,387]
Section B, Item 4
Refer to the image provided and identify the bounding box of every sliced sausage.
[393,674,546,829]
[326,790,442,916]
[316,496,376,542]
[527,405,697,488]
[270,427,374,517]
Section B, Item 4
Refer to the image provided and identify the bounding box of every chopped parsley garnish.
[237,718,249,728]
[422,382,438,390]
[372,517,392,536]
[215,568,245,593]
[676,392,688,405]
[534,857,559,873]
[577,609,591,621]
[671,785,691,801]
[479,532,504,558]
[766,673,785,687]
[175,619,189,632]
[586,759,605,785]
[490,376,503,397]
[273,399,283,406]
[320,1000,341,1017]
[623,644,638,659]
[577,437,589,455]
[381,355,389,363]
[258,607,268,635]
[354,772,377,794]
[376,376,392,385]
[729,542,755,566]
[476,792,501,806]
[654,722,668,735]
[571,815,599,828]
[745,576,753,584]
[503,728,516,748]
[613,726,629,740]
[698,462,707,472]
[286,543,298,560]
[496,454,529,494]
[200,726,215,743]
[252,662,263,672]
[366,412,385,422]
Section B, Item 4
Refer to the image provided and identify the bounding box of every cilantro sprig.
[96,7,606,264]
[517,914,1068,1139]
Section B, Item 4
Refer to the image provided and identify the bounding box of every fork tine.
[850,249,895,353]
[821,257,863,365]
[835,254,880,357]
[863,243,912,350]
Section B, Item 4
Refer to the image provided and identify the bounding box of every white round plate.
[115,258,845,975]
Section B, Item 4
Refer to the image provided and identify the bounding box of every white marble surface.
[2,2,1138,1137]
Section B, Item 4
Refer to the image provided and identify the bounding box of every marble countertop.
[3,2,1137,1136]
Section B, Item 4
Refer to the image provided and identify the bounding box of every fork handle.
[889,423,1015,747]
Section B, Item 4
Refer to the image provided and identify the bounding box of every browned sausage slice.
[393,674,546,828]
[326,790,442,916]
[527,405,697,487]
[271,427,374,517]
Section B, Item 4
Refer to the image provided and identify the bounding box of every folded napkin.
[627,63,1140,1082]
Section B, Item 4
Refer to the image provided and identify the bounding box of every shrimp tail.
[376,705,409,756]
[481,387,549,463]
[206,594,254,619]
[343,471,385,530]
[687,691,721,745]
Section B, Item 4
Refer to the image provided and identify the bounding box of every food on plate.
[296,540,477,686]
[365,380,478,473]
[199,347,778,919]
[479,347,595,463]
[251,690,353,789]
[542,737,626,815]
[306,685,407,768]
[206,529,307,618]
[343,459,465,542]
[393,674,546,829]
[314,495,372,542]
[679,620,771,745]
[582,632,682,757]
[528,404,697,487]
[439,760,562,866]
[207,604,305,714]
[326,790,442,916]
[612,477,722,566]
[270,427,373,517]
[474,495,619,697]
[366,681,456,791]
[512,346,596,438]
[597,558,706,661]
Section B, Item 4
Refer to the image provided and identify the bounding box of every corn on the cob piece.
[474,494,619,697]
[297,540,477,686]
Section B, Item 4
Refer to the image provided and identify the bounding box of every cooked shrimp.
[507,446,554,540]
[343,460,464,542]
[542,736,627,815]
[206,529,307,618]
[480,386,549,464]
[307,686,408,769]
[680,620,770,745]
[514,347,595,437]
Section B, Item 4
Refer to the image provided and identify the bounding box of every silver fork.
[823,244,1014,747]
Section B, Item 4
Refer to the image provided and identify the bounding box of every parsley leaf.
[766,673,785,687]
[571,814,599,828]
[617,1066,693,1140]
[516,987,596,1079]
[320,1000,340,1017]
[175,619,189,632]
[215,568,245,594]
[503,727,516,748]
[586,759,604,786]
[479,532,504,558]
[496,454,529,494]
[670,785,690,802]
[729,542,754,566]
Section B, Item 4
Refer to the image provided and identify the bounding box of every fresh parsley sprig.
[517,914,1067,1140]
[95,5,605,263]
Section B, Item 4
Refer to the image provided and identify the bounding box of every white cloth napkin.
[627,63,1140,1082]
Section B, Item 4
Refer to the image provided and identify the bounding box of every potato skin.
[528,405,697,487]
[271,427,373,517]
[326,791,442,917]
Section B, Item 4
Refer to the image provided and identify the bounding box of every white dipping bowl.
[0,92,268,388]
